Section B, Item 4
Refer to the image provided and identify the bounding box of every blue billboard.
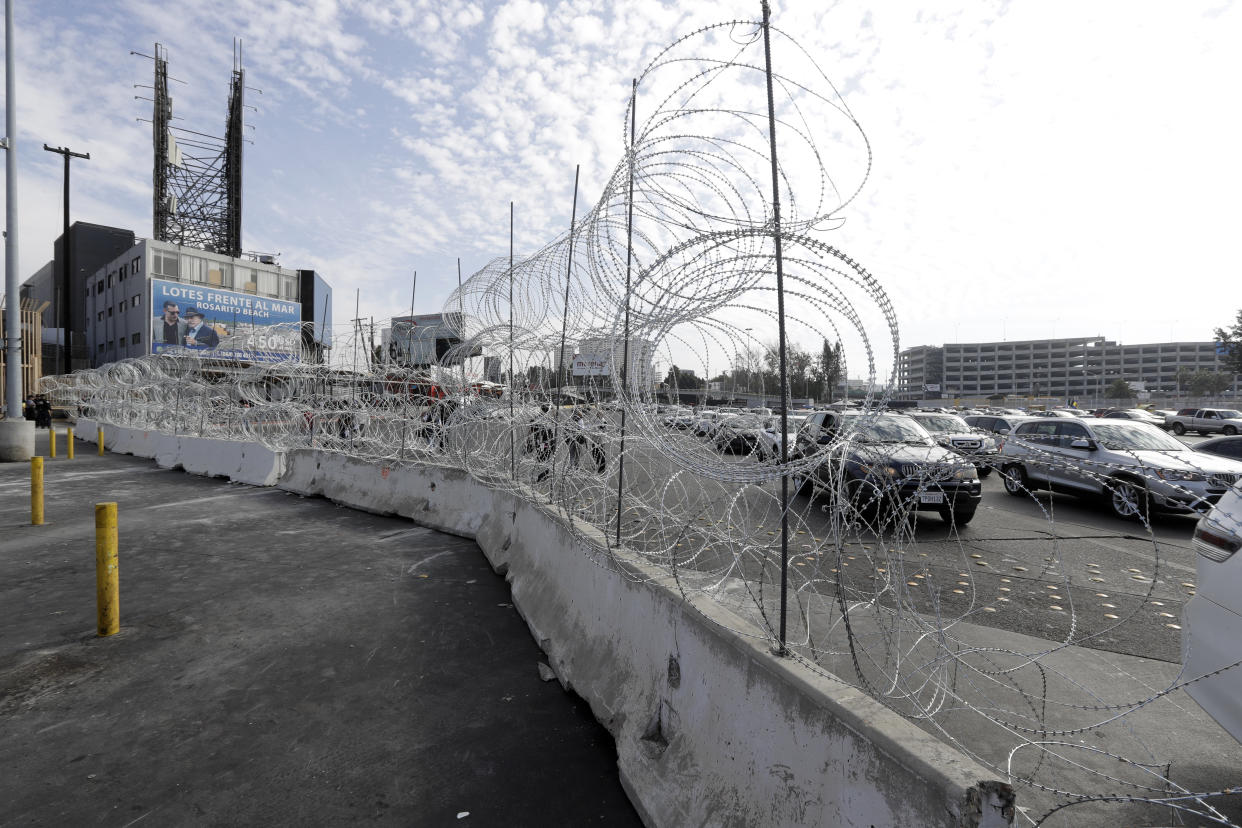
[150,278,302,361]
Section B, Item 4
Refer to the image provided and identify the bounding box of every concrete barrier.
[79,420,284,487]
[85,430,1015,825]
[278,448,1014,827]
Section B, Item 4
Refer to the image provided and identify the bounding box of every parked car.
[1101,408,1166,428]
[714,414,768,453]
[694,411,736,438]
[963,413,1034,437]
[906,411,999,477]
[1183,478,1242,742]
[754,415,806,461]
[1195,436,1242,462]
[793,411,982,525]
[1166,408,1242,437]
[998,418,1242,520]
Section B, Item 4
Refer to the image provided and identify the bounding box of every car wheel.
[1001,464,1028,496]
[939,504,976,526]
[1172,423,1186,435]
[1107,478,1149,521]
[1224,425,1238,436]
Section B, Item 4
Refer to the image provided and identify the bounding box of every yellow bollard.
[95,502,119,636]
[30,457,44,525]
[98,427,104,456]
[67,427,74,460]
[49,428,57,458]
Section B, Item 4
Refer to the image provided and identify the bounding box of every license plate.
[919,492,944,504]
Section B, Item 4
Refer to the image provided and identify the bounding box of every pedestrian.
[23,395,35,421]
[35,395,52,429]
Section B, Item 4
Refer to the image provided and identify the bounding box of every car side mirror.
[997,427,1010,435]
[1069,438,1096,451]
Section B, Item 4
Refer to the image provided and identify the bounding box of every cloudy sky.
[5,0,1240,375]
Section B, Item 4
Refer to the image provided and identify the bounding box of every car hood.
[842,442,967,467]
[1115,450,1242,475]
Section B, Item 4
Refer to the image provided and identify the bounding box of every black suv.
[793,411,983,526]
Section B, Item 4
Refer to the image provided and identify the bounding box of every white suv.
[1184,479,1242,742]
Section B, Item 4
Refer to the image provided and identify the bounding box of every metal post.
[552,166,581,507]
[615,79,637,546]
[49,426,56,458]
[97,426,104,455]
[3,0,21,420]
[761,0,791,655]
[509,202,515,480]
[30,455,43,525]
[43,145,89,376]
[66,425,73,459]
[95,501,119,636]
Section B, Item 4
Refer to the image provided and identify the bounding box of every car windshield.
[839,415,932,444]
[765,416,805,431]
[1090,423,1187,451]
[914,415,968,433]
[730,415,764,428]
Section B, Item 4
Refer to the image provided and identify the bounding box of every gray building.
[83,239,320,367]
[898,336,1235,400]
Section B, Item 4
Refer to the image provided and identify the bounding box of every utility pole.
[43,144,90,376]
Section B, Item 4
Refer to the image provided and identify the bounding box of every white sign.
[924,383,941,392]
[572,353,610,377]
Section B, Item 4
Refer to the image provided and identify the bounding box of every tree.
[1215,310,1242,375]
[788,346,813,399]
[1105,379,1134,400]
[813,339,844,403]
[1176,367,1196,399]
[1189,370,1233,398]
[663,365,702,391]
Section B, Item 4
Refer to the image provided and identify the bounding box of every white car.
[1184,478,1242,742]
[755,415,805,461]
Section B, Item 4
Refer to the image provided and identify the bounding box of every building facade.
[82,239,317,367]
[898,337,1235,400]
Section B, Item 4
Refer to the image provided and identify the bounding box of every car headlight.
[1156,469,1207,482]
[953,467,978,481]
[860,464,898,476]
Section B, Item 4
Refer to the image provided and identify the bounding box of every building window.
[131,332,141,345]
[98,343,105,353]
[181,254,209,283]
[134,294,142,308]
[132,256,141,274]
[107,307,113,317]
[107,340,113,351]
[120,264,127,280]
[97,311,104,322]
[96,281,103,294]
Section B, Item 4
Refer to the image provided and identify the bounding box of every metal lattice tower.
[150,42,244,257]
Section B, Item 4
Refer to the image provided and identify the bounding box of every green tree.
[1215,310,1242,375]
[1105,378,1134,400]
[663,365,703,390]
[813,339,844,403]
[1189,371,1233,398]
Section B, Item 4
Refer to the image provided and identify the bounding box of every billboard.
[150,278,302,361]
[572,353,610,377]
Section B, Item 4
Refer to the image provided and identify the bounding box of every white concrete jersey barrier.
[83,426,1015,826]
[76,419,285,487]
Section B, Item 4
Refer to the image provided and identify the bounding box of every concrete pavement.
[0,431,640,826]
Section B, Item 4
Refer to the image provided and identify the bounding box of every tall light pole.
[43,144,89,376]
[1,0,35,461]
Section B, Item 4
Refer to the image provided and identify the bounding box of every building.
[573,335,657,393]
[82,238,328,366]
[0,297,48,402]
[898,336,1236,400]
[383,313,477,368]
[20,222,137,374]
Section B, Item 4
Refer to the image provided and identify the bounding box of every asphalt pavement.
[0,431,641,827]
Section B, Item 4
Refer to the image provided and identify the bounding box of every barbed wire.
[43,17,1242,826]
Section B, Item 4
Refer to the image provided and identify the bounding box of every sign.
[923,383,941,392]
[150,278,302,361]
[572,353,610,377]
